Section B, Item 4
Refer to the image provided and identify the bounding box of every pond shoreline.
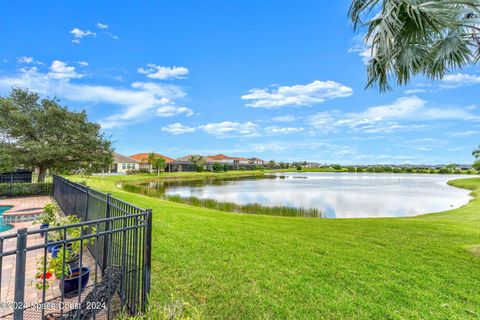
[119,171,475,219]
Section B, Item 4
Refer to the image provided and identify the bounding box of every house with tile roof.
[110,152,140,173]
[129,153,174,172]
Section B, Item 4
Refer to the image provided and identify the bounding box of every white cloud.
[241,80,353,108]
[264,126,304,135]
[156,106,194,117]
[348,34,373,65]
[17,56,33,64]
[96,23,109,29]
[47,60,82,80]
[307,96,479,134]
[198,121,258,137]
[77,61,89,67]
[307,112,337,129]
[17,56,43,65]
[447,130,480,137]
[138,64,189,80]
[404,89,427,95]
[272,115,296,122]
[70,28,96,40]
[348,44,371,64]
[442,73,480,85]
[161,123,196,135]
[0,64,189,128]
[72,39,80,44]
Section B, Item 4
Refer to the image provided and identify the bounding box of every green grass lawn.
[70,173,480,319]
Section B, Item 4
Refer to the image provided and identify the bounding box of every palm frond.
[350,0,480,91]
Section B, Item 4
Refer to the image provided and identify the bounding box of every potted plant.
[34,203,59,238]
[33,215,95,297]
[33,249,90,297]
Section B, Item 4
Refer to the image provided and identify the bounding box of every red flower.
[37,272,52,280]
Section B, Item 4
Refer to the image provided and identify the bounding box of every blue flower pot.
[60,267,90,298]
[51,243,73,258]
[47,240,56,253]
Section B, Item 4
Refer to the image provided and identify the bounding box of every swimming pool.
[0,206,14,232]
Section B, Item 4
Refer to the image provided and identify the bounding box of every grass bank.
[68,173,480,319]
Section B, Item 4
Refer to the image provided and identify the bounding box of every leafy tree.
[267,160,276,169]
[445,163,458,172]
[148,153,167,176]
[0,145,15,173]
[296,165,302,171]
[0,89,113,181]
[347,166,356,172]
[350,0,480,91]
[331,164,342,171]
[223,163,229,172]
[188,155,206,172]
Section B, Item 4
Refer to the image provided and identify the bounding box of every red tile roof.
[129,153,174,163]
[207,154,230,160]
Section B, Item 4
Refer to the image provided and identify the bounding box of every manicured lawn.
[70,173,480,319]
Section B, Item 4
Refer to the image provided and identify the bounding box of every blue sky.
[1,0,479,164]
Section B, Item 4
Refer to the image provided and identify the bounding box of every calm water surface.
[153,173,475,218]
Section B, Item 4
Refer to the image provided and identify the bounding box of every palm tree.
[188,155,206,172]
[154,157,166,176]
[147,152,157,174]
[350,0,480,91]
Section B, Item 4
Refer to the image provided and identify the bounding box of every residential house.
[110,153,140,174]
[166,155,202,172]
[248,157,265,166]
[208,154,235,164]
[129,153,174,172]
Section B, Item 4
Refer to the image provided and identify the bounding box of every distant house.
[248,157,265,165]
[110,153,140,174]
[208,154,235,164]
[166,154,266,172]
[166,155,199,172]
[129,153,174,172]
[208,154,250,165]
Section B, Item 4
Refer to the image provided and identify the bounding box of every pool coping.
[0,196,49,223]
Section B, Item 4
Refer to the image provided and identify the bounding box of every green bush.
[0,183,52,197]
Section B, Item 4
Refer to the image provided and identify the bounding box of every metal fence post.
[144,209,153,310]
[84,188,90,221]
[102,194,111,273]
[13,228,28,320]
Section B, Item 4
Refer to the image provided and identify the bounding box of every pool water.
[0,206,14,232]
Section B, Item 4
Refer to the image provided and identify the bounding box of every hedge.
[0,183,53,197]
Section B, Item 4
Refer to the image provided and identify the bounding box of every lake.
[148,172,474,218]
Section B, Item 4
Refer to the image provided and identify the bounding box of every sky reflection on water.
[158,173,474,218]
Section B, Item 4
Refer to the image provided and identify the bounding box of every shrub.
[296,166,302,171]
[212,163,223,172]
[0,183,52,197]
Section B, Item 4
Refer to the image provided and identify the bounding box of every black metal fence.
[0,173,53,184]
[0,176,152,319]
[0,174,53,198]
